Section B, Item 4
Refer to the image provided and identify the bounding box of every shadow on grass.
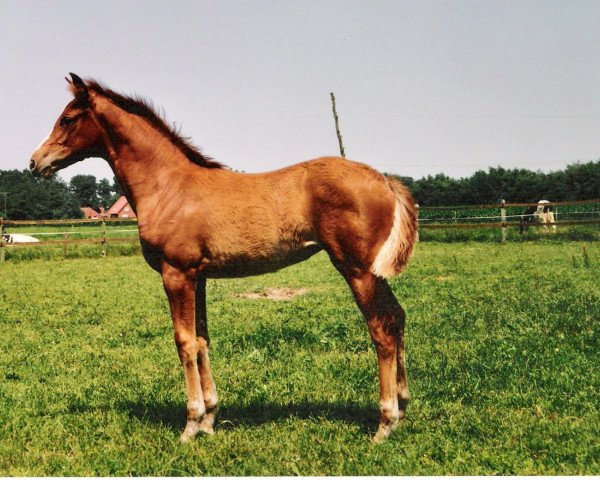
[118,399,379,435]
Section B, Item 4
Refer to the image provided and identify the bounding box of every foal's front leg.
[195,277,219,434]
[161,261,205,443]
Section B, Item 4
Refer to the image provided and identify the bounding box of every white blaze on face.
[34,130,52,151]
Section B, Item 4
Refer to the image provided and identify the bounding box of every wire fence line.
[0,217,139,261]
[12,229,138,236]
[416,198,600,242]
[0,198,598,261]
[417,199,600,210]
[418,210,600,223]
[1,218,136,226]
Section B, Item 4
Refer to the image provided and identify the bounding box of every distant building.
[107,196,136,219]
[80,207,100,219]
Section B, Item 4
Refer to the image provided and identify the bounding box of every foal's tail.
[370,177,418,278]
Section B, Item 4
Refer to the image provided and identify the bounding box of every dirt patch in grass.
[435,275,455,282]
[238,287,310,301]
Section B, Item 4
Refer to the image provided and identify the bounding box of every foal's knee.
[174,334,198,366]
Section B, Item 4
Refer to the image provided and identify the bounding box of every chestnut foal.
[30,74,417,443]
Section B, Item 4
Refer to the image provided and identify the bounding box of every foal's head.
[30,73,104,178]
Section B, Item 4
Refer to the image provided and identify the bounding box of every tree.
[69,175,99,209]
[110,175,124,205]
[562,161,600,199]
[388,159,600,206]
[97,178,113,209]
[0,169,82,219]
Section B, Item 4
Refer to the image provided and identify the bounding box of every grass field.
[0,242,598,475]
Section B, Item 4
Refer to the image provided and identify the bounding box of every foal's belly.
[203,242,322,278]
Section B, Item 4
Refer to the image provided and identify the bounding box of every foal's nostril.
[29,159,36,171]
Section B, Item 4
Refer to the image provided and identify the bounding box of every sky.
[1,0,600,183]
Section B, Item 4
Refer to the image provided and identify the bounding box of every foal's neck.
[91,95,196,214]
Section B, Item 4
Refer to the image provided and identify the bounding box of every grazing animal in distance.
[29,74,418,443]
[519,200,556,234]
[536,200,557,230]
[519,206,537,234]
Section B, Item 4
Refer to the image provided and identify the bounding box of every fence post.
[330,92,346,158]
[63,232,68,258]
[101,220,107,258]
[0,217,5,262]
[501,199,507,243]
[415,204,420,242]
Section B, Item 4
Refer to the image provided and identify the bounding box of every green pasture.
[0,242,598,475]
[419,224,599,242]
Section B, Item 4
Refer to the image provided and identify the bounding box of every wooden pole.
[330,92,346,158]
[0,217,5,262]
[101,220,107,258]
[501,199,507,242]
[415,204,420,242]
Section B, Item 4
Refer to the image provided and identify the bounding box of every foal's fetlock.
[179,405,206,443]
[372,402,401,443]
[198,404,219,435]
[398,394,409,419]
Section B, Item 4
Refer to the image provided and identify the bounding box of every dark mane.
[86,80,225,169]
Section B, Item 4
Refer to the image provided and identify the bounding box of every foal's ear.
[67,72,89,102]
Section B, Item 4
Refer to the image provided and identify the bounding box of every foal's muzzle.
[29,158,46,178]
[29,157,57,179]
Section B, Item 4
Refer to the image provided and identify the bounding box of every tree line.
[390,159,600,206]
[1,159,598,218]
[0,170,123,219]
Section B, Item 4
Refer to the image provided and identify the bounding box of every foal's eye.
[60,116,75,127]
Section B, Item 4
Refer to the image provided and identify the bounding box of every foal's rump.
[303,157,417,278]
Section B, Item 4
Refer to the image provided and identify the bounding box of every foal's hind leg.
[195,277,219,434]
[396,304,409,418]
[343,270,406,442]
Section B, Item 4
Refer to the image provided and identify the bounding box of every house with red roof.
[107,196,136,219]
[80,207,100,219]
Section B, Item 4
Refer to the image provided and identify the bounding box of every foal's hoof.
[199,425,215,435]
[179,418,217,442]
[372,419,400,444]
[179,420,202,443]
